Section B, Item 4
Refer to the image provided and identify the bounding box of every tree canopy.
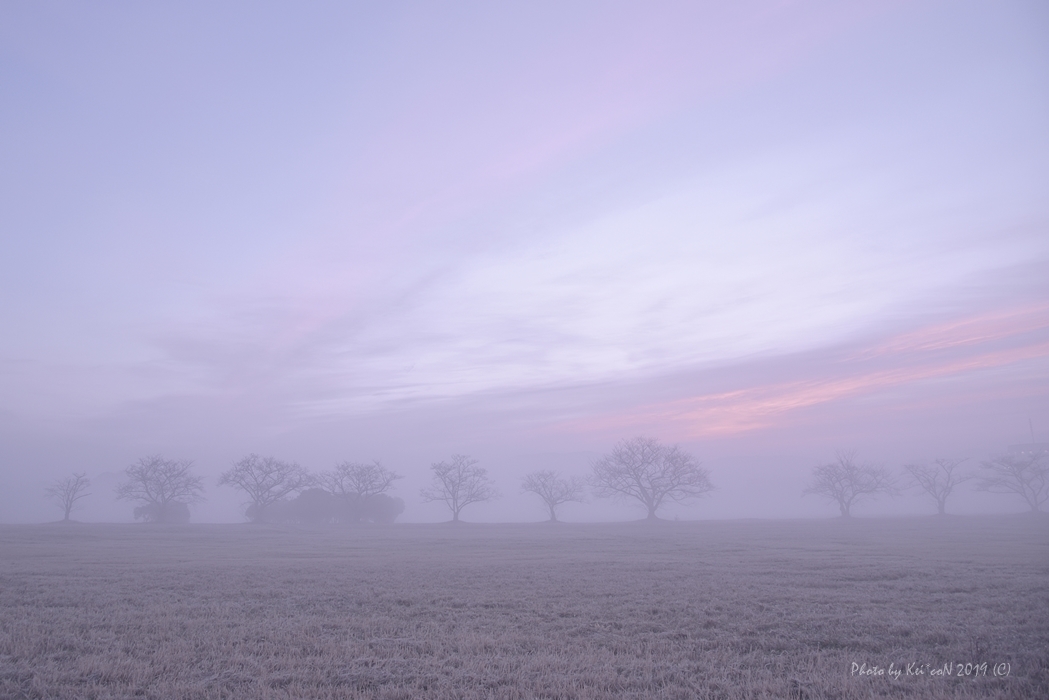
[978,452,1048,512]
[420,454,498,522]
[803,451,895,517]
[219,454,312,522]
[321,460,401,500]
[521,470,584,522]
[116,455,205,523]
[45,472,91,521]
[590,436,712,520]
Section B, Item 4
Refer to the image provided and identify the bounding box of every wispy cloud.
[852,302,1049,358]
[558,304,1049,439]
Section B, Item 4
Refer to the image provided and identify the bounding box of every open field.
[1,516,1047,699]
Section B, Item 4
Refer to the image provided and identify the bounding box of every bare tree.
[219,454,312,522]
[45,472,91,521]
[521,470,585,522]
[116,455,205,523]
[803,451,895,517]
[318,459,405,524]
[903,458,970,515]
[589,436,713,520]
[420,454,499,522]
[978,452,1048,512]
[321,460,401,500]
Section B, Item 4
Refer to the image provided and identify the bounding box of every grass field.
[1,516,1047,699]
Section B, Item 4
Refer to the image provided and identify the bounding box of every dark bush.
[133,501,191,523]
[256,490,404,525]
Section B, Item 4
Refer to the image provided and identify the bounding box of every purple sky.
[1,1,1047,522]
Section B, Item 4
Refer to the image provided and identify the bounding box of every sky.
[1,1,1047,523]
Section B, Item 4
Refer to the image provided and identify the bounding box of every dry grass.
[1,516,1046,699]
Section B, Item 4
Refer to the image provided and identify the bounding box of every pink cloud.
[853,302,1049,358]
[556,304,1049,440]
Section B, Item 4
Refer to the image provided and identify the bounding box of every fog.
[3,342,1046,524]
[2,3,1047,526]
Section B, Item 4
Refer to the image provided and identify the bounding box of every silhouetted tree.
[355,493,405,524]
[420,454,498,522]
[803,451,895,517]
[116,455,204,523]
[45,472,91,521]
[903,458,970,515]
[521,470,584,521]
[589,436,713,520]
[285,488,339,525]
[219,454,312,522]
[978,451,1048,512]
[321,460,401,499]
[319,460,404,523]
[261,489,405,525]
[134,501,190,524]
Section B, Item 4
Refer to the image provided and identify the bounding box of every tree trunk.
[937,501,946,515]
[646,507,658,520]
[839,503,850,518]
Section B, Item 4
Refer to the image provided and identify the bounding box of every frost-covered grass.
[1,516,1046,699]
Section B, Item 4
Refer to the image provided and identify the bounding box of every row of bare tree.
[424,437,714,522]
[803,450,1049,516]
[43,456,406,525]
[43,437,1048,522]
